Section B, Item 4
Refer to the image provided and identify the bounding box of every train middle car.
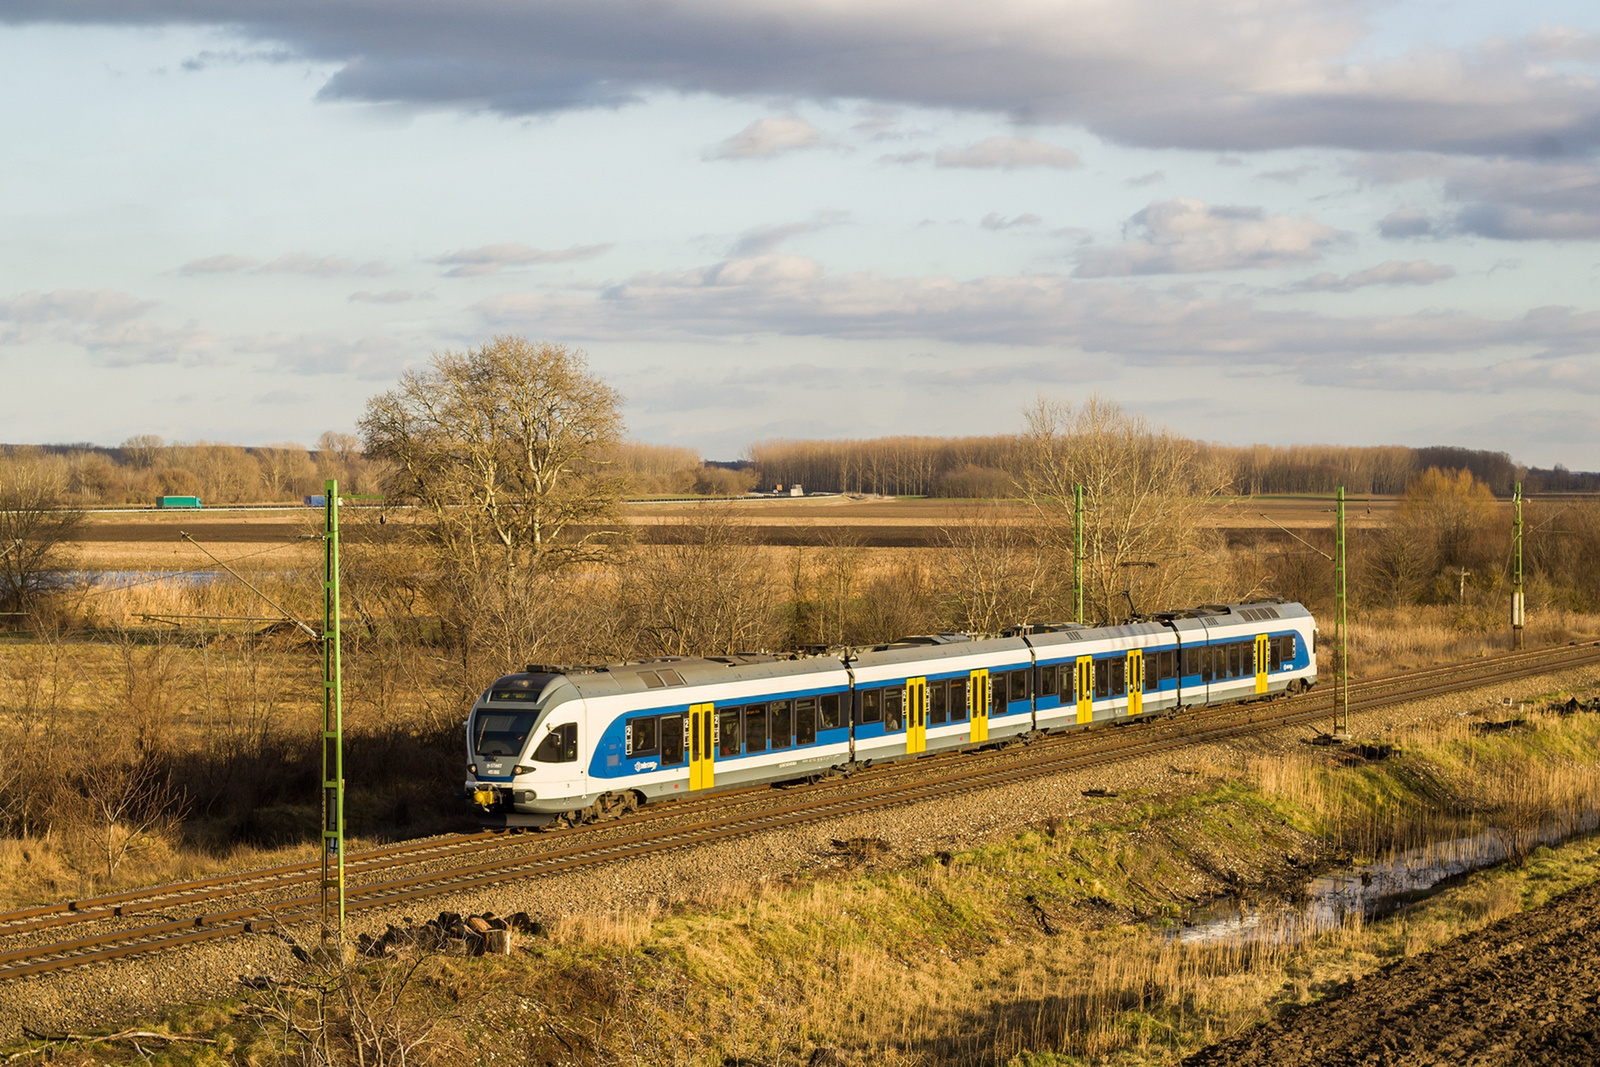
[464,600,1317,828]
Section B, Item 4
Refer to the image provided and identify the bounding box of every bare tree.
[939,507,1051,632]
[0,455,84,618]
[620,509,775,656]
[1021,396,1230,622]
[359,336,626,575]
[119,434,166,469]
[76,756,187,879]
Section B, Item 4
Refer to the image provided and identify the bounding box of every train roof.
[488,651,847,704]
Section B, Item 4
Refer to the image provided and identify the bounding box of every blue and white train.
[465,600,1317,827]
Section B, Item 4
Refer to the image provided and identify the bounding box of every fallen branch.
[8,1027,217,1062]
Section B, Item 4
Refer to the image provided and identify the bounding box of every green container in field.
[157,495,203,509]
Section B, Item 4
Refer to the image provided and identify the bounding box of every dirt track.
[1186,876,1600,1066]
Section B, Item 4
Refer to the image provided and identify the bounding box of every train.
[464,599,1317,828]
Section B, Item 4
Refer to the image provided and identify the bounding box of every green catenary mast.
[321,480,345,941]
[1073,484,1085,625]
[1512,481,1524,651]
[1334,486,1349,737]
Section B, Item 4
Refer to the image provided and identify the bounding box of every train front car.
[466,653,854,828]
[465,670,584,829]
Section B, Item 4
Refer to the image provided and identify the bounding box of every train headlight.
[469,764,477,775]
[514,764,531,774]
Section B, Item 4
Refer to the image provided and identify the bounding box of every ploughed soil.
[1186,877,1600,1066]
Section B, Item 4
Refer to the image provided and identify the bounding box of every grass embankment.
[10,692,1600,1066]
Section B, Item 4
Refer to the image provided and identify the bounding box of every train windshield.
[473,711,539,759]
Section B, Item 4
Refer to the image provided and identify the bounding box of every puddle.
[1176,808,1600,945]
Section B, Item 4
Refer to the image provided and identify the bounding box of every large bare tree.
[1022,396,1230,622]
[359,336,626,573]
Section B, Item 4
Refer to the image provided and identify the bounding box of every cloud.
[179,252,389,276]
[707,116,822,160]
[980,213,1041,230]
[348,289,428,303]
[1361,155,1600,240]
[1378,208,1442,239]
[0,288,220,365]
[934,137,1079,170]
[1073,198,1340,277]
[181,254,260,274]
[1259,164,1313,184]
[15,4,1600,160]
[1126,171,1165,187]
[729,212,848,257]
[472,252,1600,375]
[1289,260,1456,292]
[430,242,612,277]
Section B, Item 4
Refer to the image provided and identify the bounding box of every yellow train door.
[1076,656,1093,724]
[1254,634,1269,695]
[688,703,715,791]
[1128,650,1143,717]
[970,669,989,742]
[907,677,927,754]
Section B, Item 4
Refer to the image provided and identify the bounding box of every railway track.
[1,640,1596,985]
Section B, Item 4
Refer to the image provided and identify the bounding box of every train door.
[1254,634,1269,695]
[1076,656,1093,724]
[907,678,927,754]
[688,703,715,791]
[969,669,989,743]
[1127,650,1143,717]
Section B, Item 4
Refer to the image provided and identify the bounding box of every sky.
[2,2,1600,467]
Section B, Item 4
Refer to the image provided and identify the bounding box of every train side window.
[1144,657,1157,692]
[1039,664,1057,699]
[949,678,968,721]
[1061,663,1074,702]
[1200,647,1213,682]
[1182,647,1199,677]
[718,708,742,757]
[1007,669,1029,703]
[1167,649,1179,680]
[992,676,1006,714]
[884,688,905,731]
[532,722,577,763]
[659,714,685,765]
[929,681,948,725]
[1111,658,1126,696]
[627,715,660,757]
[1093,659,1110,699]
[862,689,883,724]
[745,704,768,753]
[820,693,842,730]
[771,700,794,749]
[795,697,817,745]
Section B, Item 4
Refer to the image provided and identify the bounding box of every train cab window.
[718,708,742,757]
[770,700,794,749]
[659,714,685,765]
[1110,658,1126,697]
[929,681,948,725]
[796,698,817,745]
[745,704,768,753]
[949,678,968,722]
[626,715,660,758]
[1094,659,1111,699]
[1039,664,1059,700]
[861,689,882,725]
[1006,670,1030,703]
[532,722,577,763]
[820,693,842,730]
[884,688,905,731]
